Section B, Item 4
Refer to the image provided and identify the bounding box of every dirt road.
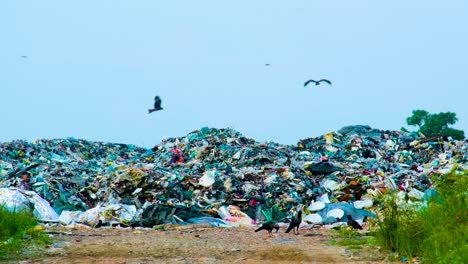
[19,224,385,263]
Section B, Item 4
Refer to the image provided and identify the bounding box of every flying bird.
[285,211,302,235]
[304,79,332,87]
[347,215,363,230]
[255,221,279,236]
[148,96,163,114]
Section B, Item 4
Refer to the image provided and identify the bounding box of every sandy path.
[18,224,384,264]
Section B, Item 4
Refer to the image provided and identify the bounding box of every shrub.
[0,205,51,259]
[375,166,468,263]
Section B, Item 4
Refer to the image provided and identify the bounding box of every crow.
[285,211,302,235]
[304,79,332,87]
[255,221,279,236]
[148,96,163,113]
[94,220,103,228]
[347,215,363,230]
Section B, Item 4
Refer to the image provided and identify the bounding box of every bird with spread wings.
[304,79,332,87]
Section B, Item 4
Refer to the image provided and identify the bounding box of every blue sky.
[2,1,467,148]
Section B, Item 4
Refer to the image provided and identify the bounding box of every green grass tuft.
[374,165,468,263]
[0,205,51,259]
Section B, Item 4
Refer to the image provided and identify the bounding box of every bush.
[0,205,50,259]
[375,166,468,263]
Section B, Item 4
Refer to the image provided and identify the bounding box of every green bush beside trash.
[375,166,468,263]
[0,205,50,259]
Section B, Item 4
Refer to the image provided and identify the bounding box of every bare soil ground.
[16,224,387,264]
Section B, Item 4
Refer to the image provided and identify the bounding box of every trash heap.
[0,126,466,228]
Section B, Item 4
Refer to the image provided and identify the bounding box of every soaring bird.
[255,221,279,236]
[347,215,363,230]
[304,79,332,87]
[148,96,163,114]
[285,211,302,235]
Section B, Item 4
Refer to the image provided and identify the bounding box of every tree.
[405,109,465,140]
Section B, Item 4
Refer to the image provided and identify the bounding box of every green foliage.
[405,109,465,140]
[0,205,51,259]
[375,166,468,263]
[261,204,286,222]
[421,166,468,263]
[374,195,426,259]
[406,109,430,127]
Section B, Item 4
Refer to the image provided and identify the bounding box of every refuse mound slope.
[0,125,465,224]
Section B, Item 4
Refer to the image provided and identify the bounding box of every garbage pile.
[0,126,466,228]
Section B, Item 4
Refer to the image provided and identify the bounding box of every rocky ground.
[15,224,388,264]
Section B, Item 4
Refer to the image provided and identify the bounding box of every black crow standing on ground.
[148,96,163,113]
[255,221,279,236]
[94,220,103,228]
[285,211,302,235]
[304,79,332,87]
[347,215,363,230]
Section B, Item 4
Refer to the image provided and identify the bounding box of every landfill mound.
[0,126,466,226]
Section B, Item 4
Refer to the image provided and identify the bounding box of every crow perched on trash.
[347,215,363,230]
[304,79,332,87]
[148,96,163,113]
[255,221,279,236]
[285,211,302,235]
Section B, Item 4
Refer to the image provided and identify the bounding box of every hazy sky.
[2,1,467,148]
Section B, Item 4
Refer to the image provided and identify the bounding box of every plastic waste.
[408,188,424,200]
[308,201,325,211]
[58,211,83,225]
[326,208,344,219]
[304,213,322,223]
[353,199,373,209]
[198,170,216,187]
[0,188,59,221]
[0,125,464,227]
[187,217,234,228]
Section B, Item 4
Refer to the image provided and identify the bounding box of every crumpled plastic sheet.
[187,217,234,228]
[0,188,59,221]
[58,202,139,226]
[320,203,376,221]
